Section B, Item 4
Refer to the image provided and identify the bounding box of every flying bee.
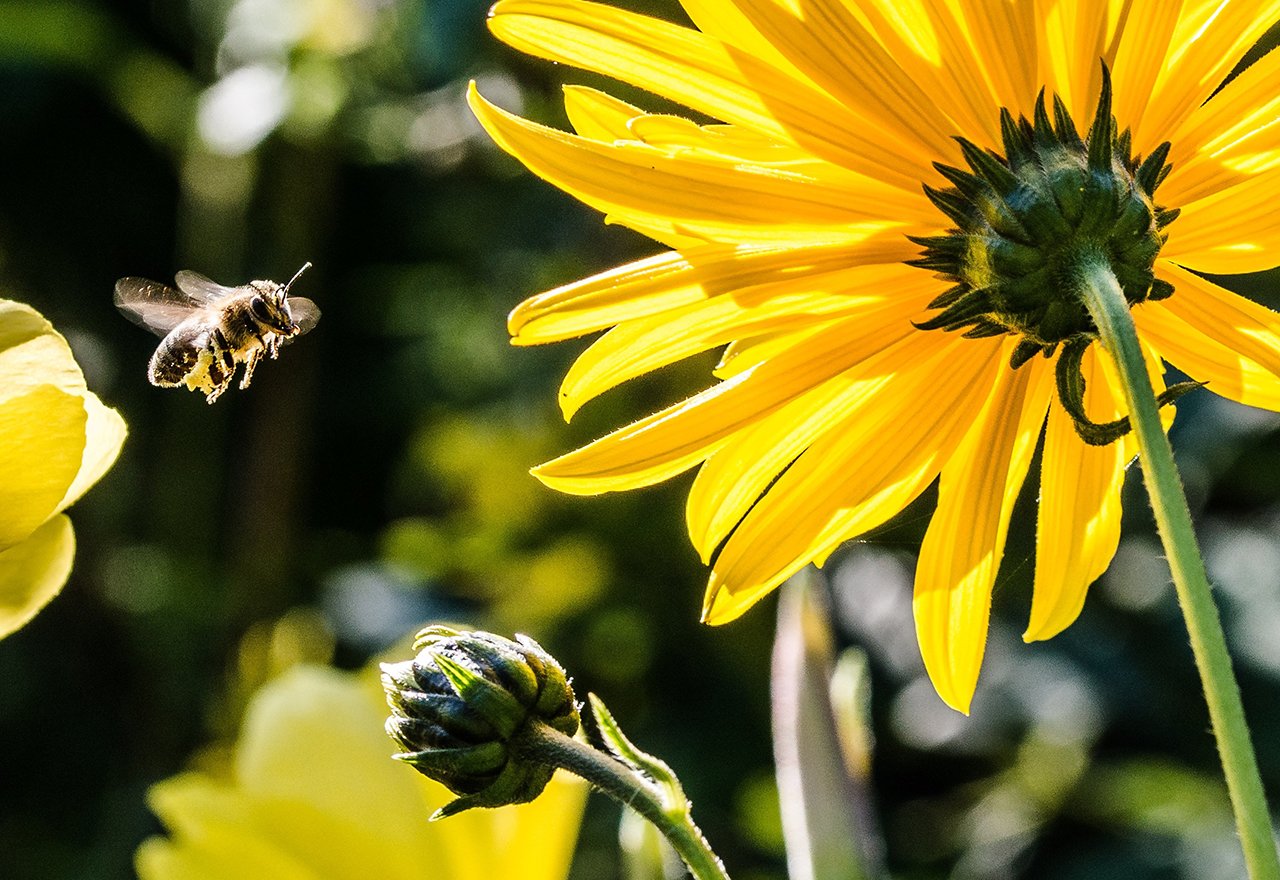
[115,263,320,404]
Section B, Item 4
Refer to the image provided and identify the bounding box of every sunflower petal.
[509,237,913,345]
[1109,0,1183,139]
[956,0,1040,118]
[1162,167,1280,274]
[1142,0,1280,149]
[1033,0,1110,122]
[470,85,924,242]
[915,352,1050,713]
[558,262,935,418]
[561,85,643,140]
[1026,346,1131,642]
[701,337,1002,624]
[1135,299,1280,411]
[486,0,925,186]
[725,0,961,165]
[1156,262,1280,378]
[1163,46,1280,205]
[534,297,928,493]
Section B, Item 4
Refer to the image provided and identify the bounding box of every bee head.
[249,262,311,336]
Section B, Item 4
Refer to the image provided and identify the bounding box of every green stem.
[1077,252,1279,879]
[518,721,731,880]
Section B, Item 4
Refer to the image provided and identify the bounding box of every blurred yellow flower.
[137,663,587,880]
[472,0,1280,711]
[1,299,125,639]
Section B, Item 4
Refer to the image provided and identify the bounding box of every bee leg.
[266,335,281,360]
[205,362,233,404]
[239,349,263,390]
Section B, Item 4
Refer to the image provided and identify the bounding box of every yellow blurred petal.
[1026,348,1130,642]
[702,336,1002,624]
[559,261,928,418]
[914,353,1051,713]
[440,771,587,880]
[485,0,925,187]
[1156,262,1280,379]
[1108,0,1182,138]
[0,515,75,640]
[142,778,321,880]
[535,293,928,494]
[1135,300,1280,410]
[1164,47,1280,205]
[235,667,441,861]
[1163,167,1280,274]
[470,86,929,241]
[0,386,87,550]
[57,392,127,514]
[0,300,86,404]
[509,237,914,346]
[1141,0,1280,151]
[725,0,961,166]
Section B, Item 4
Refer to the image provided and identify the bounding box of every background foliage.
[1,1,1279,878]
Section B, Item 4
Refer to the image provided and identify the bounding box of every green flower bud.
[382,626,580,818]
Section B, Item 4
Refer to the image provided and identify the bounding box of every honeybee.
[115,263,320,403]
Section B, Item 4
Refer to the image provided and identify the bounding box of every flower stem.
[1077,252,1280,879]
[517,720,731,880]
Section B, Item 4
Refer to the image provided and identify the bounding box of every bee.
[115,263,320,403]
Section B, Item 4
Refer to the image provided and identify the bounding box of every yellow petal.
[558,262,927,419]
[0,300,86,404]
[686,298,943,560]
[57,392,127,514]
[1156,261,1280,379]
[1141,0,1280,150]
[956,0,1040,117]
[235,667,434,856]
[702,336,1002,624]
[0,515,75,640]
[1163,46,1280,205]
[561,84,643,139]
[1135,299,1280,411]
[470,86,929,240]
[509,236,913,345]
[0,386,87,550]
[724,0,961,167]
[535,293,928,494]
[1033,0,1111,123]
[485,0,925,187]
[914,353,1051,713]
[1162,167,1280,274]
[1026,347,1130,642]
[1108,0,1182,138]
[140,776,349,880]
[679,0,812,78]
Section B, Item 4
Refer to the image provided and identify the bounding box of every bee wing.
[288,297,321,336]
[114,278,201,336]
[174,270,241,304]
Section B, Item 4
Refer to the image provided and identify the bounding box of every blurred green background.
[1,1,1279,878]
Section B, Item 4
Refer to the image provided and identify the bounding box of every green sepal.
[1055,336,1205,446]
[393,741,508,778]
[432,651,528,739]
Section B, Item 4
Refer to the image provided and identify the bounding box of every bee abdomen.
[148,339,201,386]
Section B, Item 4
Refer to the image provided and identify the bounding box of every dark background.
[2,1,1279,878]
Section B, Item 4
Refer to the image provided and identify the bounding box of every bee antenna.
[282,261,313,296]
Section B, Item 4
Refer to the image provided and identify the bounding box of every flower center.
[909,69,1178,372]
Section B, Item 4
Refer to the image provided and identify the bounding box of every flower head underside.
[472,0,1280,711]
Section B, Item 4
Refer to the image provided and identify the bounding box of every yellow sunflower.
[470,0,1280,712]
